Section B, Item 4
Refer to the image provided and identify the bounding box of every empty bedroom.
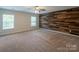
[0,6,79,52]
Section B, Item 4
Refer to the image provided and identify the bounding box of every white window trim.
[31,16,37,27]
[3,14,14,30]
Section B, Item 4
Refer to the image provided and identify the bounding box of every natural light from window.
[31,16,36,27]
[3,14,14,30]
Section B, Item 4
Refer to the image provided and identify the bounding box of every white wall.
[0,9,39,35]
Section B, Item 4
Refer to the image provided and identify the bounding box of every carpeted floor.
[0,29,79,52]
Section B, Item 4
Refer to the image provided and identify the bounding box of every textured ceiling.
[0,6,77,14]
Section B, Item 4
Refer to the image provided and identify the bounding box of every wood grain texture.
[39,7,79,35]
[0,29,79,52]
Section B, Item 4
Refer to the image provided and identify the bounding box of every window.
[31,16,36,26]
[3,14,14,30]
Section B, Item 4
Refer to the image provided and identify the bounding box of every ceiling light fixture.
[34,6,46,14]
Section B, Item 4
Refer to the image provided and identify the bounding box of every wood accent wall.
[39,7,79,35]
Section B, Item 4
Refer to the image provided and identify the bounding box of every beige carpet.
[0,29,79,52]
